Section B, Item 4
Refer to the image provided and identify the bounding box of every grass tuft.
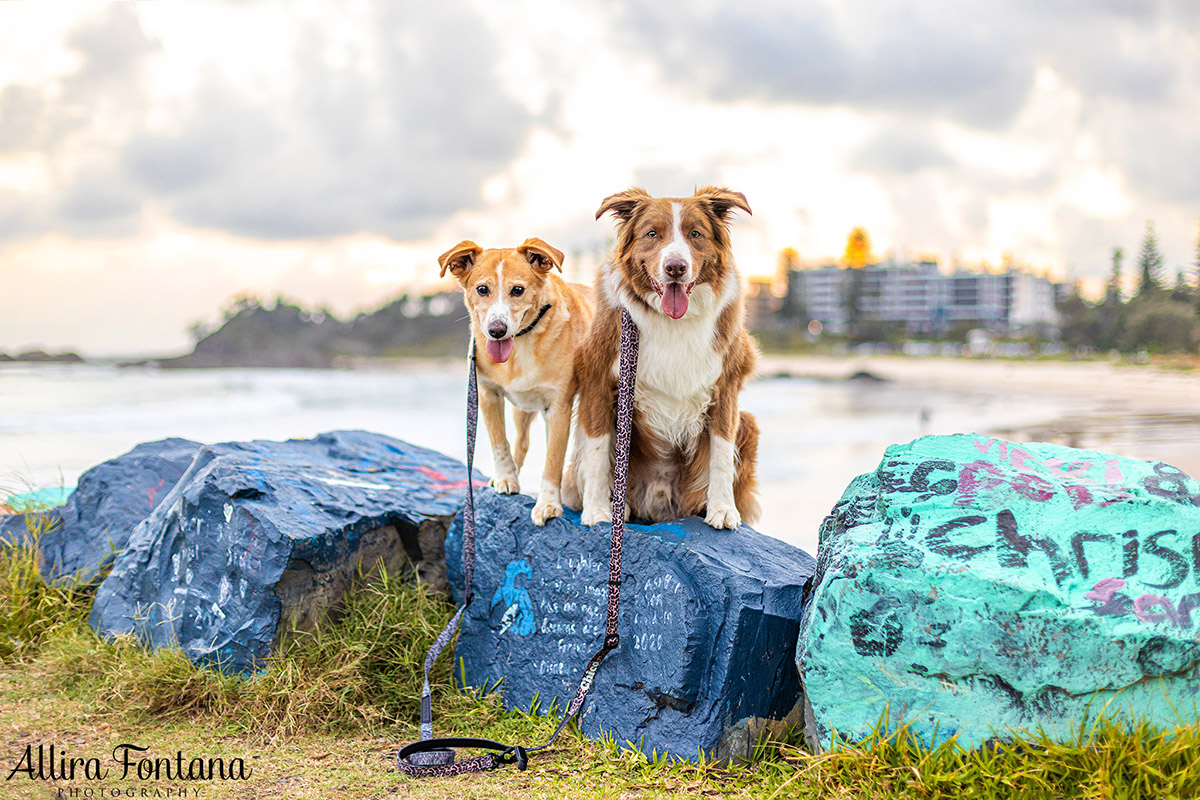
[29,560,473,738]
[776,712,1200,799]
[0,512,95,661]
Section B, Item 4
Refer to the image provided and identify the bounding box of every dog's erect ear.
[438,240,483,279]
[694,186,752,221]
[595,187,650,222]
[517,238,564,273]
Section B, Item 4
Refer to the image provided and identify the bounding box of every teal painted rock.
[796,434,1200,750]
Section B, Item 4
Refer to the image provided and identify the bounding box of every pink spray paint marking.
[956,460,1055,505]
[955,460,1007,506]
[1007,447,1034,471]
[1064,484,1094,510]
[147,478,166,508]
[1085,578,1126,602]
[1008,471,1055,502]
[1045,458,1095,482]
[963,435,1135,510]
[1133,594,1176,625]
[417,465,487,492]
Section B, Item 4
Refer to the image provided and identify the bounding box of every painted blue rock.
[1,440,202,583]
[797,434,1200,750]
[0,513,28,550]
[446,488,817,761]
[3,487,76,512]
[90,430,481,674]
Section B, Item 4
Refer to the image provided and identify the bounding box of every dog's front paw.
[580,505,613,526]
[490,474,520,494]
[531,496,563,526]
[705,503,741,530]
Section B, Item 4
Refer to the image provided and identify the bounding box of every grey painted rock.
[446,488,817,761]
[3,439,203,583]
[90,430,481,673]
[797,434,1200,750]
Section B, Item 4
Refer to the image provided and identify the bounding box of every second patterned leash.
[397,308,641,777]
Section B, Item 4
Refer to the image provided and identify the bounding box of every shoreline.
[757,354,1200,479]
[5,354,1197,489]
[755,354,1200,412]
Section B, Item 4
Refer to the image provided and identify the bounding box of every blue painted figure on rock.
[490,559,535,636]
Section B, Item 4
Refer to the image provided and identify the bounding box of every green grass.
[0,511,94,661]
[2,523,1199,799]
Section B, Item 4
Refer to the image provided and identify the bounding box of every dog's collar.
[514,303,552,338]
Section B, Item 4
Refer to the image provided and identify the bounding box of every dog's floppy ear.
[517,238,564,273]
[595,187,650,222]
[694,186,752,221]
[438,240,483,279]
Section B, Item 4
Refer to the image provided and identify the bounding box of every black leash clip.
[499,746,529,771]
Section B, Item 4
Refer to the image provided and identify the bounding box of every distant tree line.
[156,291,467,368]
[0,349,83,363]
[148,218,1200,366]
[1058,221,1200,354]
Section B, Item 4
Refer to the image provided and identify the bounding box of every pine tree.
[778,247,804,322]
[1106,247,1123,304]
[1194,219,1200,316]
[1171,269,1191,303]
[1135,221,1164,297]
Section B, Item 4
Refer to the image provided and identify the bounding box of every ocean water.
[0,362,1071,555]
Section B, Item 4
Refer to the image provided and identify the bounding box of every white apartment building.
[786,261,1059,335]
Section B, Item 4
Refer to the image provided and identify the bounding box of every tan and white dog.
[563,187,760,530]
[439,238,595,526]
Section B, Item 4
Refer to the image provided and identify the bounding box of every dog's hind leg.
[511,408,536,471]
[531,397,571,526]
[575,308,620,526]
[562,456,582,511]
[732,410,761,525]
[702,375,747,529]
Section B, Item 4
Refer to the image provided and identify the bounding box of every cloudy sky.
[1,0,1197,356]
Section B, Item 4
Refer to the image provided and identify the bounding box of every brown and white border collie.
[439,238,595,526]
[563,186,761,529]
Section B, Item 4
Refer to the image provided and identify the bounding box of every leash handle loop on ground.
[398,311,639,778]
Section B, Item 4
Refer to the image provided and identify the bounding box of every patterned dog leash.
[397,308,640,777]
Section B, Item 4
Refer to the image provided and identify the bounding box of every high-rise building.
[784,261,1059,335]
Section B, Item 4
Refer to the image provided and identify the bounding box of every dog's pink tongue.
[485,338,514,363]
[662,283,689,319]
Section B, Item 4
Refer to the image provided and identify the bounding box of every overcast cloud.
[0,0,1196,354]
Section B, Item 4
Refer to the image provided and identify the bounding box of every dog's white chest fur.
[503,378,553,413]
[605,267,739,453]
[630,303,722,452]
[479,372,553,413]
[505,384,553,413]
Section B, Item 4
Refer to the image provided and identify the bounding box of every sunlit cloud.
[0,0,1196,355]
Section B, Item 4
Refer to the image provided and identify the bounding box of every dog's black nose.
[488,321,509,339]
[664,259,688,281]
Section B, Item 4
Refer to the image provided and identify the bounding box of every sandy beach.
[757,354,1200,479]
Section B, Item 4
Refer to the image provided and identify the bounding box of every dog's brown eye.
[691,230,702,238]
[646,230,657,238]
[511,286,524,297]
[476,285,490,296]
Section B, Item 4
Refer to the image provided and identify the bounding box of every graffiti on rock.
[1085,577,1200,629]
[914,509,1200,590]
[490,560,535,636]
